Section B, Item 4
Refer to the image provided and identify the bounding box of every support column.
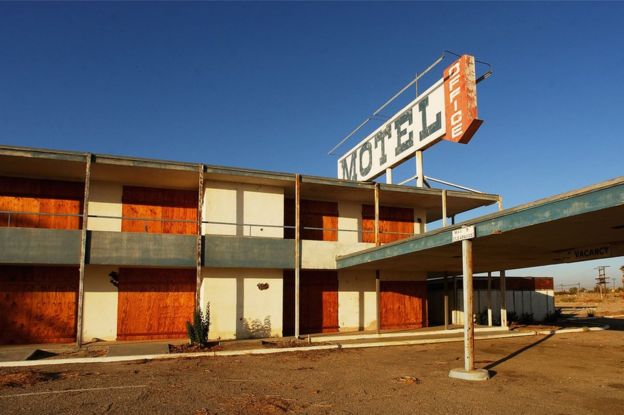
[76,153,92,347]
[441,189,447,227]
[385,168,392,184]
[452,276,458,325]
[449,239,489,381]
[294,174,301,338]
[374,184,381,335]
[443,274,449,330]
[374,183,380,246]
[195,165,204,310]
[500,270,507,328]
[416,151,424,188]
[462,240,474,371]
[375,270,381,334]
[487,272,493,326]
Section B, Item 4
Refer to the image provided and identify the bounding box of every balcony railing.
[0,210,417,243]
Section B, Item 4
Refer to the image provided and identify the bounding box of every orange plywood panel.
[122,186,197,235]
[0,177,83,230]
[284,199,338,241]
[362,205,414,243]
[283,270,338,335]
[380,281,427,330]
[116,268,196,341]
[0,266,78,344]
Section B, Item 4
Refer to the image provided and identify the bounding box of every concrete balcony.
[0,227,81,265]
[203,235,294,269]
[88,231,196,267]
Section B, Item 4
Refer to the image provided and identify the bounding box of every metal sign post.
[449,226,490,381]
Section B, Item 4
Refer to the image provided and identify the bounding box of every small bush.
[545,308,563,323]
[519,312,534,324]
[186,304,210,347]
[586,308,596,318]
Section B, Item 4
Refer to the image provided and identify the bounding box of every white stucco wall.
[82,265,119,341]
[200,268,283,340]
[301,240,375,269]
[338,269,377,332]
[337,201,361,243]
[203,181,284,238]
[451,288,555,325]
[87,181,122,231]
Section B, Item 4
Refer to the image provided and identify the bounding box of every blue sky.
[1,2,623,287]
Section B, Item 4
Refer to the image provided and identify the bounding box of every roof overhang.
[337,177,624,274]
[0,145,500,220]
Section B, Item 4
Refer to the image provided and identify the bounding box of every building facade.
[1,145,512,345]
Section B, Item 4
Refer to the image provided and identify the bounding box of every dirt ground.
[1,328,623,415]
[556,292,624,317]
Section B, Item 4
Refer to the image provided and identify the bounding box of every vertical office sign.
[337,55,484,181]
[443,54,483,144]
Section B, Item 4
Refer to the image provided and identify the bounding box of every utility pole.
[594,266,610,299]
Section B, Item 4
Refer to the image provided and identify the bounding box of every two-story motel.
[1,145,556,345]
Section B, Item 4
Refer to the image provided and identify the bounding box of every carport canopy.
[337,177,624,275]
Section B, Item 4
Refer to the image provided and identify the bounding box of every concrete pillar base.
[448,368,490,381]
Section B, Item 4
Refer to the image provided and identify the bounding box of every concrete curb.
[534,325,609,335]
[0,326,609,368]
[310,326,507,343]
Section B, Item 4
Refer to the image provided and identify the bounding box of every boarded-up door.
[117,268,196,341]
[283,271,339,335]
[380,281,427,330]
[284,199,338,241]
[0,176,84,229]
[0,266,78,344]
[362,205,414,243]
[122,186,198,235]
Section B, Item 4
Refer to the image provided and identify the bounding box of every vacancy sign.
[338,55,483,181]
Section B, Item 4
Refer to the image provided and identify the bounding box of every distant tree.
[569,287,578,295]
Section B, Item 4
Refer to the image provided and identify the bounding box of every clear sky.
[1,2,623,288]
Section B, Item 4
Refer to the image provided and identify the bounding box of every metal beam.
[294,174,301,338]
[375,270,381,334]
[196,165,204,310]
[76,154,92,347]
[416,151,424,188]
[442,189,447,227]
[374,183,380,247]
[443,274,449,330]
[462,239,475,371]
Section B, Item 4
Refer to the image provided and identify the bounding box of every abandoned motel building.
[9,144,624,347]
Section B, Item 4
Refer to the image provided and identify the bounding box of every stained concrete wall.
[414,208,426,235]
[203,181,284,238]
[200,268,283,340]
[338,201,361,243]
[301,240,374,269]
[82,265,119,341]
[87,181,122,232]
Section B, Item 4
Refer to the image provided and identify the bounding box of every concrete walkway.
[0,325,607,368]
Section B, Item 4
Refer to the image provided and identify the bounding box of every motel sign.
[338,55,483,181]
